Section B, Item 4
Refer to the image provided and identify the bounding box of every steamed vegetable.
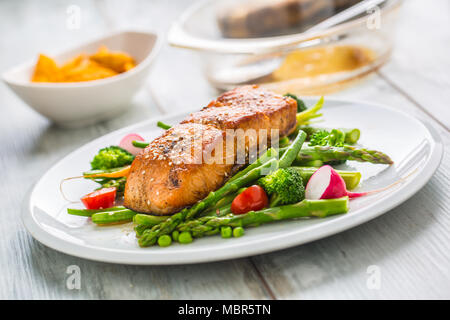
[309,129,345,147]
[158,235,172,247]
[292,167,361,190]
[90,146,134,170]
[303,127,360,145]
[157,121,172,130]
[227,147,277,183]
[119,133,145,156]
[81,187,116,210]
[258,168,305,207]
[294,145,393,165]
[83,166,130,193]
[67,206,127,217]
[95,176,127,193]
[132,140,150,148]
[175,197,349,239]
[83,166,131,178]
[86,146,134,194]
[63,93,395,249]
[133,213,170,226]
[91,209,136,225]
[137,130,307,247]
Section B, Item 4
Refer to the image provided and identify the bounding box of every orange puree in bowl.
[272,45,375,81]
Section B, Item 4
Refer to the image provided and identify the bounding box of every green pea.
[158,235,172,247]
[172,230,180,242]
[233,227,245,238]
[178,232,193,244]
[221,226,232,238]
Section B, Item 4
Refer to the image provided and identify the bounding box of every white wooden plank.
[252,75,450,299]
[379,0,450,129]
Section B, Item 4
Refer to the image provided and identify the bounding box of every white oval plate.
[23,99,443,265]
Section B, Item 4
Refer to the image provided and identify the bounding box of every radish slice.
[305,165,348,200]
[119,133,145,156]
[305,165,409,200]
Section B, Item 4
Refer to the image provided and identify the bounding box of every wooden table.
[1,0,449,299]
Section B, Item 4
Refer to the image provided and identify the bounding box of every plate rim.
[22,98,444,265]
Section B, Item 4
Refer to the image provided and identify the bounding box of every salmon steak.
[124,85,298,215]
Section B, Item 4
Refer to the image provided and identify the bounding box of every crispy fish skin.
[124,86,297,215]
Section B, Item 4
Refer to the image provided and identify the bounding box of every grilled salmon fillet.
[124,85,297,215]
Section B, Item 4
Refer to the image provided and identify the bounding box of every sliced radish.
[305,165,348,200]
[305,165,405,200]
[119,133,145,156]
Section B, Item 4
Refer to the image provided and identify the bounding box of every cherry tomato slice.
[231,185,269,215]
[81,187,116,210]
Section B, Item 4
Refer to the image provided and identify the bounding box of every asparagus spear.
[291,167,361,190]
[199,187,247,217]
[135,202,234,237]
[294,145,393,165]
[279,131,306,168]
[200,202,233,218]
[138,130,307,247]
[138,158,279,246]
[134,214,170,226]
[228,147,277,183]
[177,197,349,238]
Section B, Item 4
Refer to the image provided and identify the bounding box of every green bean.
[91,209,136,225]
[67,206,127,217]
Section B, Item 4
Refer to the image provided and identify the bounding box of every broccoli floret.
[284,93,307,112]
[257,168,305,207]
[90,146,134,170]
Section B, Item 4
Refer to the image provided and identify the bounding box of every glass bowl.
[169,0,402,95]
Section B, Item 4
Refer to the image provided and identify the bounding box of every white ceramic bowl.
[2,30,161,128]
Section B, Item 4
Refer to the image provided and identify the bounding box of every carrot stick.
[83,165,131,178]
